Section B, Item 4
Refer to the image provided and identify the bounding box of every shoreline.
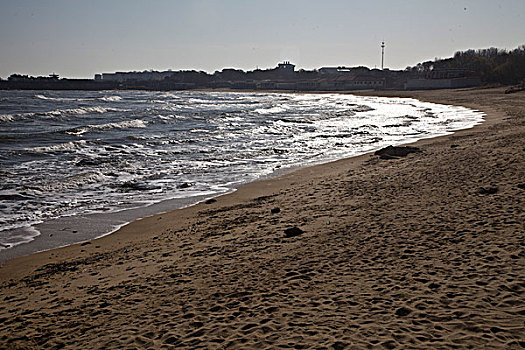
[1,87,523,349]
[0,87,501,276]
[0,89,483,265]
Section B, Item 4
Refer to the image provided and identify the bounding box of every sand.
[0,87,524,349]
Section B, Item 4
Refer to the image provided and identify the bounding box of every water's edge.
[0,92,485,264]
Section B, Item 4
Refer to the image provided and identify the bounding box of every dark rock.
[205,198,216,204]
[379,154,399,160]
[478,186,498,195]
[80,242,91,246]
[271,207,281,214]
[284,226,304,238]
[395,306,412,317]
[517,184,525,189]
[375,145,421,158]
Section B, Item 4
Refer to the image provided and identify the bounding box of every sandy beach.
[0,87,523,349]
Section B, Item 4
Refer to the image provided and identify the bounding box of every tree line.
[406,45,525,85]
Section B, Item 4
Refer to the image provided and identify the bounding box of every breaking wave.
[0,106,123,123]
[34,94,52,100]
[255,106,287,114]
[65,119,148,135]
[99,95,123,102]
[25,140,89,153]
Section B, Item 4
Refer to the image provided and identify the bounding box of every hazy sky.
[1,0,523,78]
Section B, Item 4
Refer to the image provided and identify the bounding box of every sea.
[0,90,484,261]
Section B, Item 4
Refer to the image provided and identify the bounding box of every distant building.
[95,70,175,82]
[319,75,385,90]
[8,74,30,82]
[296,80,320,91]
[319,66,376,77]
[274,82,296,90]
[277,61,295,74]
[256,80,277,90]
[319,67,352,75]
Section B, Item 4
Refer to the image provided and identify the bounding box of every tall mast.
[381,41,385,70]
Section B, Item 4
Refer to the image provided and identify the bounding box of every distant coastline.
[2,45,524,92]
[0,64,481,92]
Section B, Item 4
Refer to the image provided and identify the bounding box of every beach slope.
[0,87,524,349]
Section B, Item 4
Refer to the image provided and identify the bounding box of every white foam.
[34,94,51,100]
[45,106,114,116]
[0,106,123,123]
[158,93,181,99]
[0,225,41,251]
[66,119,148,135]
[25,140,89,153]
[254,106,287,114]
[0,114,15,122]
[99,95,122,102]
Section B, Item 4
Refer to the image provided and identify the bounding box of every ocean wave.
[46,106,120,116]
[33,94,84,102]
[65,119,148,135]
[63,171,108,187]
[34,94,108,103]
[98,95,122,102]
[29,170,109,193]
[0,114,16,122]
[158,93,181,99]
[0,106,123,123]
[34,94,52,100]
[254,106,287,114]
[25,140,89,153]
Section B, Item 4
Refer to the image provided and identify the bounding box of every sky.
[0,0,524,79]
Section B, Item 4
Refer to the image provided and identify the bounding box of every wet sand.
[0,87,524,349]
